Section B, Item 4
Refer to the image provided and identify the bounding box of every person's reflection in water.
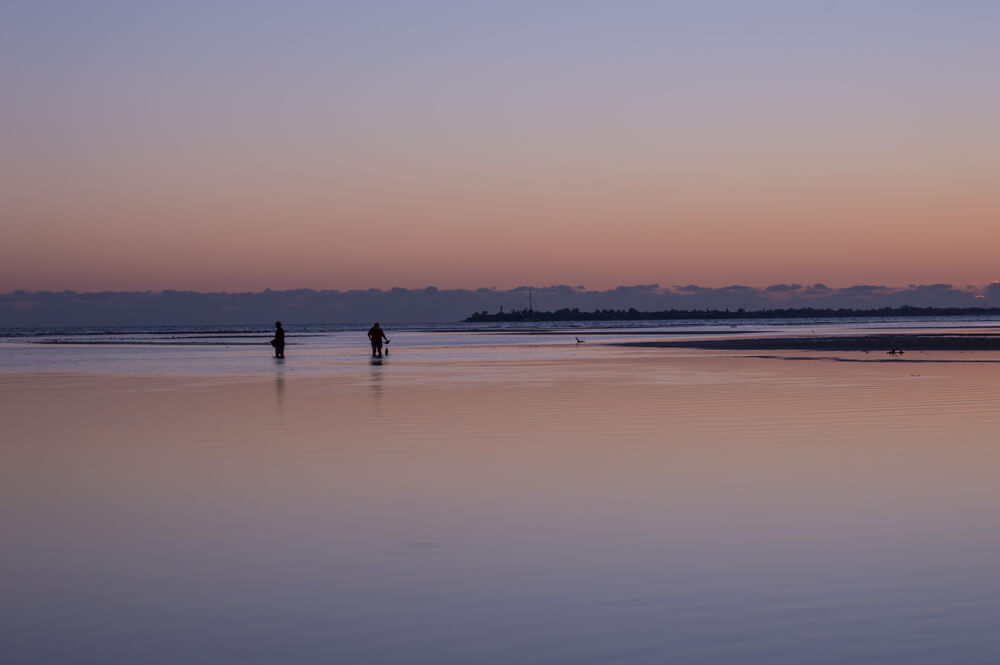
[369,362,384,415]
[275,370,286,423]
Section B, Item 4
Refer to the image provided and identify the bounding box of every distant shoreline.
[465,305,1000,323]
[617,332,1000,352]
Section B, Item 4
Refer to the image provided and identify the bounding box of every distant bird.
[575,337,585,343]
[888,348,904,355]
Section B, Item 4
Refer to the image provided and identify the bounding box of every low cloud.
[0,283,993,327]
[801,283,834,296]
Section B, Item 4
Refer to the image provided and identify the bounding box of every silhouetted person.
[367,322,389,358]
[272,321,285,358]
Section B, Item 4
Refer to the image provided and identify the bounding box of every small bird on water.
[575,337,585,343]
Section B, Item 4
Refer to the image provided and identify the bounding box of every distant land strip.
[465,306,1000,323]
[618,333,1000,352]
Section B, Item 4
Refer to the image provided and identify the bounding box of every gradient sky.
[2,1,998,292]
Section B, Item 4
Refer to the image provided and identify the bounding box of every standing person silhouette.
[272,321,285,358]
[367,322,389,358]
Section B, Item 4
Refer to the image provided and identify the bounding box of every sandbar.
[617,332,1000,352]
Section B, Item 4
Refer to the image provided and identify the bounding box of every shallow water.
[3,330,1000,664]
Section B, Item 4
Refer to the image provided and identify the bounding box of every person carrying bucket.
[367,322,389,358]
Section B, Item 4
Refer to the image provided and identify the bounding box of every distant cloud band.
[1,283,994,327]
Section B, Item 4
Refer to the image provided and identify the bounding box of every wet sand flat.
[4,345,1000,664]
[618,330,1000,352]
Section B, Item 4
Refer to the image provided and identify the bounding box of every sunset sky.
[3,1,998,293]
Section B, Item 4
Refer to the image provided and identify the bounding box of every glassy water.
[2,327,1000,663]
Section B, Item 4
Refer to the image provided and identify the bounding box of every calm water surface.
[2,329,1000,664]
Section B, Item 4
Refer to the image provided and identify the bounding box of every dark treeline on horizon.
[465,305,1000,323]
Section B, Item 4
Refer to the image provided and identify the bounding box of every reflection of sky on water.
[3,335,1000,663]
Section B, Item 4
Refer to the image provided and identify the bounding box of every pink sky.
[3,3,998,292]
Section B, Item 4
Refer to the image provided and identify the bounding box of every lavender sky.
[2,1,999,293]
